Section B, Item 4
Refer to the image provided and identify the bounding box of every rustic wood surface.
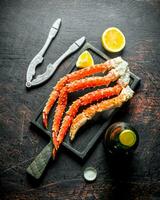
[0,0,160,199]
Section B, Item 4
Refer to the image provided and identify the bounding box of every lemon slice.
[101,27,126,52]
[76,50,94,68]
[119,129,136,147]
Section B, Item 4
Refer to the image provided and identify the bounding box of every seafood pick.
[42,57,134,157]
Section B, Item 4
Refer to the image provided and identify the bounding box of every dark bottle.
[104,122,139,156]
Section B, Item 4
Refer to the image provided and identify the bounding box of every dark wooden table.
[0,0,160,199]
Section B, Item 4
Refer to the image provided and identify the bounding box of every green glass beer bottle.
[104,122,139,155]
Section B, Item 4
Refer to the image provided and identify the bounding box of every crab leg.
[43,57,125,128]
[51,87,68,148]
[52,62,128,149]
[70,86,134,140]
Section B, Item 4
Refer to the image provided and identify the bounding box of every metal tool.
[26,18,61,88]
[26,36,86,88]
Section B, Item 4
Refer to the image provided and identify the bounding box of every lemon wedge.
[101,27,126,52]
[76,50,94,68]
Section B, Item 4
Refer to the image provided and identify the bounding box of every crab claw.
[52,131,59,150]
[52,148,57,159]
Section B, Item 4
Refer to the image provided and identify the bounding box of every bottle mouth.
[119,129,137,147]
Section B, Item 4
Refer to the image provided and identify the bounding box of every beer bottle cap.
[83,167,97,182]
[119,129,136,147]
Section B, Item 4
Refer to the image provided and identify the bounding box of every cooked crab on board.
[42,57,134,157]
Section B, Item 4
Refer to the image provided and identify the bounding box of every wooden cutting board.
[31,43,141,160]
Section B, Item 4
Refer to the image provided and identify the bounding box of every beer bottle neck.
[119,129,137,147]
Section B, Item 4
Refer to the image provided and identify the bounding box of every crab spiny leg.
[51,87,68,149]
[67,60,128,93]
[43,76,68,128]
[70,86,134,140]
